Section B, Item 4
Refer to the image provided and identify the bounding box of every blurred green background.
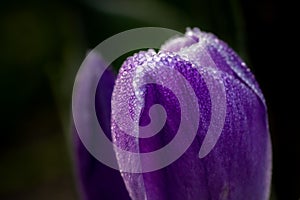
[0,0,299,199]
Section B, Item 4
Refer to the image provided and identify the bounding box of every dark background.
[0,0,299,199]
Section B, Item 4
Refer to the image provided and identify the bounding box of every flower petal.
[111,29,271,200]
[73,51,130,200]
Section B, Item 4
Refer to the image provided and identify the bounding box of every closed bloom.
[74,28,272,200]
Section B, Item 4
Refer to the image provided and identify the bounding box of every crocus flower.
[74,28,272,200]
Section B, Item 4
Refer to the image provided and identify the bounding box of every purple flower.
[74,28,272,200]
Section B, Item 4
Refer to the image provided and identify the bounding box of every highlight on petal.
[160,28,199,52]
[111,28,272,200]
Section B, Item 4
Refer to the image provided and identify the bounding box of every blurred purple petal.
[73,51,130,200]
[111,28,272,200]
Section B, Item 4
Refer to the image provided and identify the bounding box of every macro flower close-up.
[1,1,298,200]
[73,28,271,200]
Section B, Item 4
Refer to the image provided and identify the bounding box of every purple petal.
[160,28,199,52]
[111,29,272,199]
[72,51,130,200]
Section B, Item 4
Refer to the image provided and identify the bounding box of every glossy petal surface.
[111,28,272,200]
